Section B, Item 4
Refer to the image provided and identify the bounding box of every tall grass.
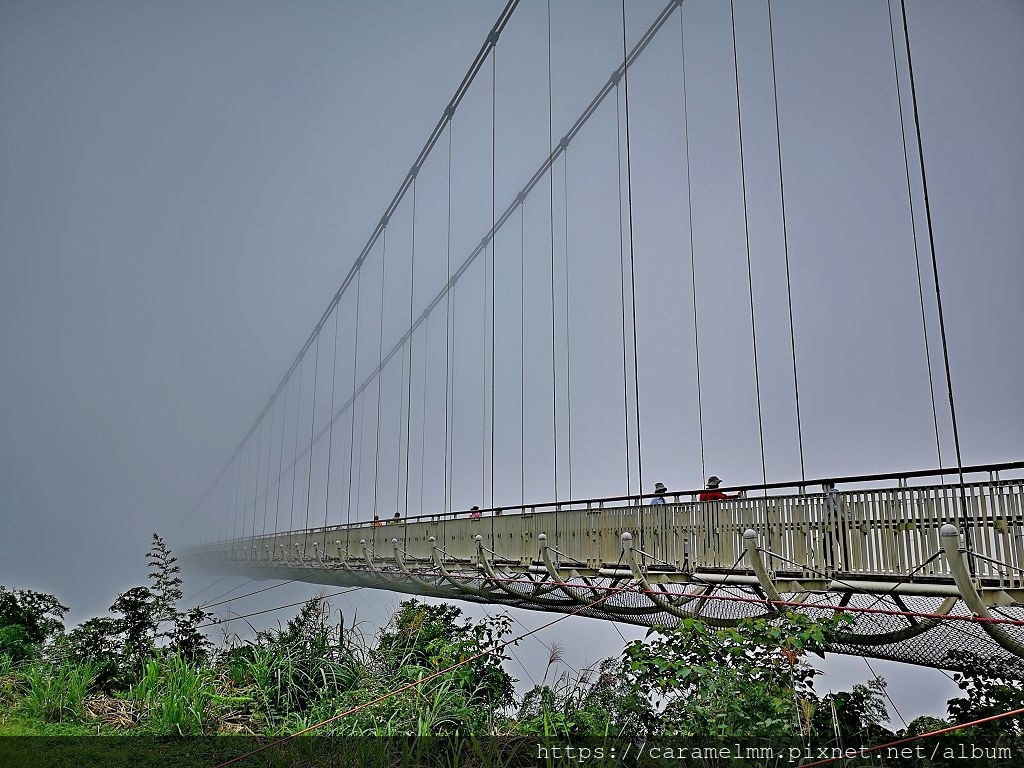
[231,624,365,730]
[130,653,215,735]
[19,661,96,723]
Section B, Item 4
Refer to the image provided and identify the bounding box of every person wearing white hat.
[650,482,668,506]
[699,475,740,501]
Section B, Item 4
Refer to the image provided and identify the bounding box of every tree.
[147,533,183,638]
[941,649,1024,757]
[811,677,892,748]
[0,587,68,662]
[110,586,158,672]
[65,616,123,692]
[376,600,515,712]
[168,605,214,664]
[623,613,851,749]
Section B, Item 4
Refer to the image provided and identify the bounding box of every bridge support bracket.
[622,532,747,626]
[430,537,492,598]
[941,524,1024,661]
[743,529,783,606]
[393,538,436,590]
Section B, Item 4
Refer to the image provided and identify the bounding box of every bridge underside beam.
[193,527,1024,679]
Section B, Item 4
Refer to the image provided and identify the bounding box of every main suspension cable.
[216,0,689,519]
[183,0,524,534]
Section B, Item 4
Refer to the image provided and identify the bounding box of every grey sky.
[2,0,1022,724]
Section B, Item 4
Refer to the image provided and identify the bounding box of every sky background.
[2,0,1022,725]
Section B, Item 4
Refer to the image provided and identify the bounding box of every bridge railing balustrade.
[217,467,1023,591]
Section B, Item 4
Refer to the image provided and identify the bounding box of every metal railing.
[209,464,1024,590]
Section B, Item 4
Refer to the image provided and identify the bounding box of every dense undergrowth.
[1,535,1022,766]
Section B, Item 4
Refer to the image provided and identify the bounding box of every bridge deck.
[197,474,1024,676]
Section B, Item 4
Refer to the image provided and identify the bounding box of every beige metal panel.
[220,478,1024,587]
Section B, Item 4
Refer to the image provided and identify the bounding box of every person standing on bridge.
[821,480,849,569]
[387,511,401,525]
[650,482,668,505]
[699,476,741,501]
[470,506,481,520]
[822,481,847,520]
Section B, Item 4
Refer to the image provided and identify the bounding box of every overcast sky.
[2,0,1022,724]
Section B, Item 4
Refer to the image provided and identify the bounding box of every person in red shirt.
[699,475,741,501]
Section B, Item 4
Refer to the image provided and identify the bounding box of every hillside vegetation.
[0,535,1021,766]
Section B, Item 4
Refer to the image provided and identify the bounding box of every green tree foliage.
[65,616,123,692]
[330,599,514,735]
[146,534,183,636]
[168,605,213,665]
[939,649,1024,759]
[0,587,68,662]
[375,600,515,714]
[110,586,158,671]
[810,677,892,749]
[623,612,852,747]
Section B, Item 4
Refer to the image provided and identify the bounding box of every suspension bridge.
[186,0,1024,676]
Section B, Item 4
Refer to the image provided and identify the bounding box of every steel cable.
[899,0,972,551]
[678,5,706,483]
[729,0,768,493]
[766,0,806,484]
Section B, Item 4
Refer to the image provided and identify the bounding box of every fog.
[2,0,1022,724]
